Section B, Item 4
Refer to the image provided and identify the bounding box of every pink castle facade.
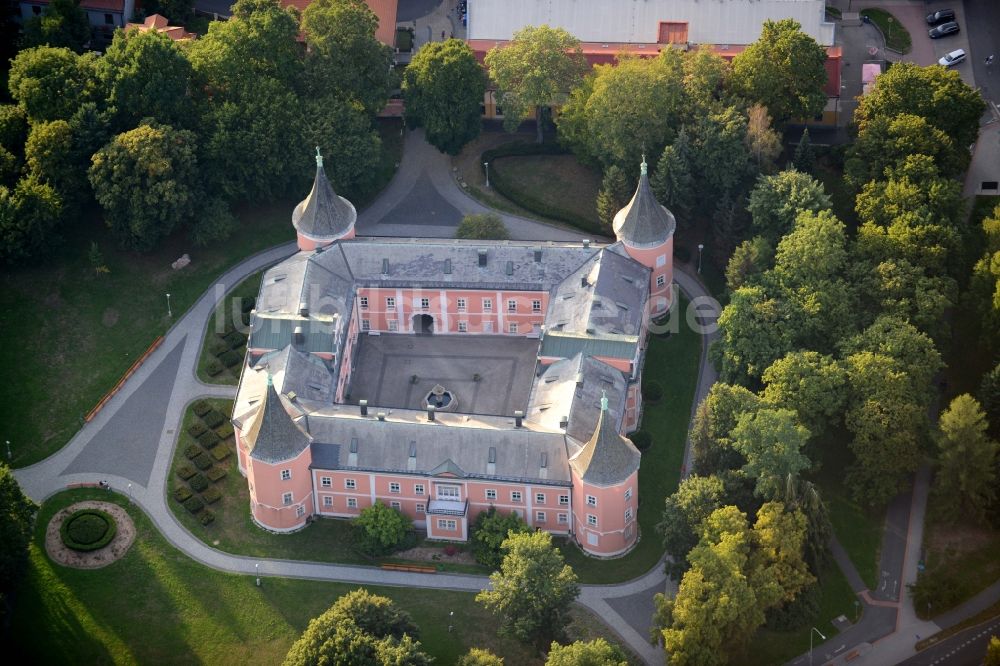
[231,153,675,557]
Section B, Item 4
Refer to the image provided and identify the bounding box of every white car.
[939,49,966,67]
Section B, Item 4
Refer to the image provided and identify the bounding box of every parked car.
[926,9,956,25]
[929,21,960,39]
[938,48,966,67]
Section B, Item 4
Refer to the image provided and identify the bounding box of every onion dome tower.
[292,147,357,251]
[612,158,676,316]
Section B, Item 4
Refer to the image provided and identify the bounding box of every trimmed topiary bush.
[208,338,229,356]
[210,443,231,461]
[60,509,117,552]
[193,452,213,470]
[198,430,220,448]
[223,330,246,349]
[202,410,226,429]
[219,349,243,368]
[642,380,664,402]
[174,486,193,502]
[184,496,205,514]
[206,358,225,376]
[240,297,255,314]
[193,400,213,417]
[629,430,653,452]
[206,467,227,482]
[189,473,209,492]
[176,463,197,480]
[202,486,222,504]
[185,443,202,459]
[199,509,215,525]
[214,422,234,440]
[187,421,207,438]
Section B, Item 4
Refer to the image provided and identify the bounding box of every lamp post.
[256,562,260,587]
[166,293,172,318]
[448,610,454,632]
[127,483,132,501]
[809,627,826,665]
[5,440,10,461]
[697,243,704,274]
[483,161,490,188]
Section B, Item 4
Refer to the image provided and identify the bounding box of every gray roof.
[244,381,313,464]
[568,395,640,486]
[526,354,628,443]
[292,163,357,240]
[540,331,638,361]
[253,346,335,403]
[612,163,675,249]
[249,316,338,354]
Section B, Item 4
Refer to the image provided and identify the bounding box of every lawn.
[558,299,703,582]
[12,488,636,665]
[196,272,263,385]
[1,119,402,469]
[860,8,912,54]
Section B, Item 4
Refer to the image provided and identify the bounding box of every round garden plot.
[46,500,136,569]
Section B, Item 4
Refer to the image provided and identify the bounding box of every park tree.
[690,383,759,475]
[730,408,811,500]
[855,61,985,156]
[839,315,942,402]
[658,474,726,580]
[651,129,695,221]
[744,104,782,173]
[682,46,728,112]
[749,502,815,609]
[0,105,28,154]
[8,46,99,122]
[25,119,89,205]
[485,25,588,143]
[88,122,199,251]
[730,19,828,122]
[725,236,774,291]
[986,636,1000,666]
[476,530,579,647]
[791,129,815,173]
[783,478,832,573]
[714,284,795,386]
[689,105,751,206]
[456,213,510,240]
[853,257,956,344]
[301,94,382,197]
[354,501,411,556]
[0,175,63,264]
[98,30,194,131]
[971,204,1000,344]
[301,0,393,117]
[457,648,504,666]
[595,164,633,230]
[761,351,847,439]
[0,463,38,616]
[845,113,961,189]
[470,506,530,568]
[546,639,627,666]
[21,0,91,53]
[980,363,1000,440]
[747,170,831,244]
[934,394,999,524]
[403,39,486,155]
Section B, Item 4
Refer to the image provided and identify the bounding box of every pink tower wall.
[570,469,639,557]
[620,238,674,318]
[238,429,314,533]
[297,225,356,252]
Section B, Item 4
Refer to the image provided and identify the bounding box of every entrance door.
[413,314,434,334]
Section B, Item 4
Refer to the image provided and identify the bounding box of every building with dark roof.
[233,153,677,556]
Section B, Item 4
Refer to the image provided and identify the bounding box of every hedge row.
[60,509,118,552]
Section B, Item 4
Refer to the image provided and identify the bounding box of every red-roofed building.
[279,0,397,46]
[125,13,195,41]
[19,0,137,46]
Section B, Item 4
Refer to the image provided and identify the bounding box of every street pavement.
[899,616,1000,665]
[965,0,1000,106]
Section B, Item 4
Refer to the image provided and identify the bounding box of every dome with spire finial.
[243,374,312,464]
[569,391,641,486]
[612,157,676,249]
[292,147,357,243]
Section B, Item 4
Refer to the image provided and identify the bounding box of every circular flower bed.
[60,508,118,552]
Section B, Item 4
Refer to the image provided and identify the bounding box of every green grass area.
[860,8,912,54]
[557,300,702,582]
[489,154,603,233]
[1,119,403,469]
[196,272,262,385]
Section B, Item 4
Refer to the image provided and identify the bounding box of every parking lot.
[887,1,975,86]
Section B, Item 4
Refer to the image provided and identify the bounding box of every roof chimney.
[581,275,588,288]
[377,411,386,422]
[559,415,569,429]
[427,404,436,422]
[293,325,304,345]
[298,301,309,317]
[583,239,591,248]
[359,399,368,416]
[514,410,523,428]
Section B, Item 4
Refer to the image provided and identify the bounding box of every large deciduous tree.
[25,119,89,205]
[485,25,588,143]
[730,408,811,500]
[690,383,760,475]
[730,19,828,122]
[845,113,961,189]
[747,170,831,244]
[88,122,200,251]
[476,530,579,647]
[470,506,529,568]
[353,501,412,556]
[8,46,98,123]
[403,39,486,155]
[457,648,504,666]
[21,0,91,53]
[0,463,38,617]
[545,639,628,666]
[934,394,999,524]
[658,474,726,580]
[761,351,847,439]
[744,104,782,173]
[0,175,63,264]
[714,284,795,386]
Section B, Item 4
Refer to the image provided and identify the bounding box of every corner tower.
[292,148,357,251]
[569,392,640,557]
[612,158,676,317]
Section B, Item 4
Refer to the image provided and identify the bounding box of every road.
[965,0,1000,105]
[899,616,1000,666]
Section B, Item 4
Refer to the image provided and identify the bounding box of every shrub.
[208,337,229,356]
[173,486,193,502]
[198,430,220,448]
[199,509,215,525]
[629,430,653,451]
[207,467,228,482]
[444,544,458,557]
[674,245,692,263]
[220,349,243,368]
[471,507,531,568]
[184,443,202,459]
[60,509,117,552]
[223,330,246,349]
[202,409,226,429]
[642,380,664,402]
[184,496,205,514]
[354,502,413,556]
[187,421,207,438]
[202,486,222,504]
[456,213,510,240]
[206,358,225,376]
[176,463,197,480]
[189,473,209,492]
[240,311,251,326]
[215,422,234,440]
[193,400,213,416]
[210,444,231,461]
[193,452,213,470]
[240,296,255,314]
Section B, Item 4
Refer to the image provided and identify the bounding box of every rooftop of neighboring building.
[279,0,398,45]
[125,13,195,41]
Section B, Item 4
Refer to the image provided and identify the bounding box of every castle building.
[232,151,676,557]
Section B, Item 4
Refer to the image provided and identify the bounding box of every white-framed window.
[486,489,497,501]
[483,298,492,311]
[438,519,457,530]
[388,320,398,332]
[282,492,293,505]
[323,496,333,507]
[420,297,430,310]
[536,511,546,523]
[458,321,468,332]
[437,485,460,499]
[587,532,599,546]
[625,487,632,501]
[360,296,368,309]
[457,298,466,311]
[508,322,518,334]
[389,482,401,494]
[484,321,493,333]
[361,319,371,331]
[656,254,667,268]
[321,476,332,488]
[390,501,401,510]
[511,491,522,502]
[345,478,357,489]
[535,493,545,504]
[347,497,358,508]
[656,274,666,287]
[586,495,597,507]
[280,469,291,481]
[587,514,597,526]
[559,495,569,506]
[507,299,517,312]
[296,505,305,517]
[532,299,541,313]
[416,503,425,513]
[625,507,633,521]
[625,524,633,539]
[414,484,425,495]
[386,296,395,310]
[558,513,568,524]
